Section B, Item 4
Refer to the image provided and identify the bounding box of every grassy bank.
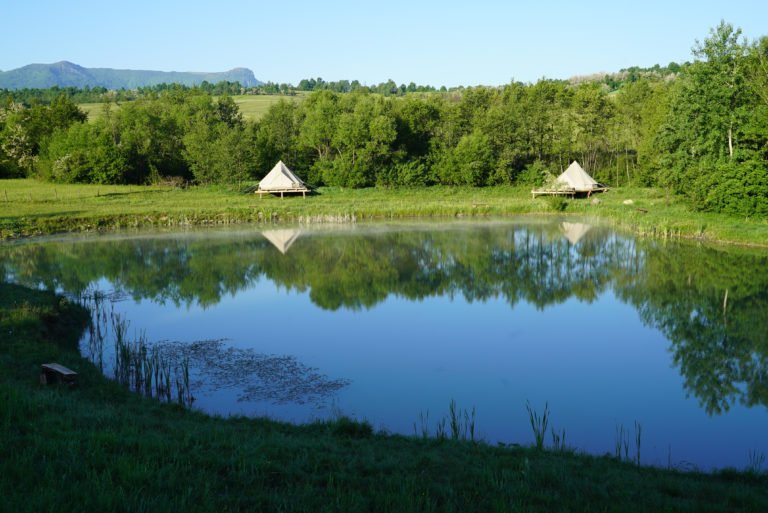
[1,283,766,512]
[2,179,767,246]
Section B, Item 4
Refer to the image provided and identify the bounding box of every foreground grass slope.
[1,283,767,512]
[2,179,768,246]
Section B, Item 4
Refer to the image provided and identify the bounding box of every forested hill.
[0,61,262,89]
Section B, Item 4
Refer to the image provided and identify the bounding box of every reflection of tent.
[532,161,608,198]
[560,222,592,245]
[261,229,302,254]
[256,161,310,198]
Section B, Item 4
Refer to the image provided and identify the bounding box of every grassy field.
[1,283,766,512]
[229,93,306,120]
[79,93,304,122]
[2,178,768,246]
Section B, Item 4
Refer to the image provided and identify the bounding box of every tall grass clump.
[547,196,569,212]
[747,450,766,474]
[414,400,477,442]
[526,400,550,450]
[448,398,476,442]
[551,427,567,452]
[79,291,194,407]
[112,315,192,406]
[615,421,643,466]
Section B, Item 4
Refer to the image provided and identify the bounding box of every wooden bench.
[40,363,78,387]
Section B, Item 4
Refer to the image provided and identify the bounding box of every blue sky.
[2,0,766,87]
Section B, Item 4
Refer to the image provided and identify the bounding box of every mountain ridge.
[0,61,262,90]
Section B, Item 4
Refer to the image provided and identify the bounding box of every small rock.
[623,199,634,205]
[591,198,601,205]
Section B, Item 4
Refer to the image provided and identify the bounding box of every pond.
[2,219,767,471]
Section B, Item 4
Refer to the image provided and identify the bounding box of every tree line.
[0,78,441,106]
[0,22,766,215]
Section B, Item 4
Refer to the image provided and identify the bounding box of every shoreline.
[2,180,767,249]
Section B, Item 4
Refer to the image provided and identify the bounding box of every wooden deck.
[531,187,609,199]
[531,188,575,199]
[255,188,309,198]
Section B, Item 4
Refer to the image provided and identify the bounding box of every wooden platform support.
[531,187,609,199]
[40,363,78,387]
[531,189,575,199]
[255,189,308,199]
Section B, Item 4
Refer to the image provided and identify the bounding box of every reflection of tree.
[2,224,768,413]
[0,225,627,311]
[616,244,768,414]
[0,234,269,308]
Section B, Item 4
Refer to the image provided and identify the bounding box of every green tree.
[42,122,126,183]
[656,22,768,214]
[253,99,302,175]
[324,93,396,187]
[299,91,339,167]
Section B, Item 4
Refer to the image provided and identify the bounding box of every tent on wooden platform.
[256,161,310,198]
[532,161,608,198]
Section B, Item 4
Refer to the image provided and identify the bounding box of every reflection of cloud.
[560,222,592,245]
[155,339,350,405]
[261,229,302,254]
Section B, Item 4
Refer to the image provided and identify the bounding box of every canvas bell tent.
[256,161,310,198]
[532,161,608,198]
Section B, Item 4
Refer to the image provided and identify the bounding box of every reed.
[435,417,447,441]
[615,421,643,465]
[105,309,193,407]
[413,410,430,439]
[615,424,630,461]
[526,400,550,450]
[747,450,766,474]
[551,427,567,452]
[415,400,476,442]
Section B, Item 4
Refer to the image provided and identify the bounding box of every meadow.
[78,93,304,122]
[2,179,768,246]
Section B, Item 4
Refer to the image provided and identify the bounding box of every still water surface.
[2,220,766,470]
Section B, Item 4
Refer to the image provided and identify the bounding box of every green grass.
[2,179,768,246]
[228,93,305,120]
[77,101,108,120]
[79,93,304,122]
[1,283,767,512]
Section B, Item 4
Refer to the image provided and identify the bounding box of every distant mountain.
[0,61,262,90]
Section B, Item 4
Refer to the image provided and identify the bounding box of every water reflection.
[559,221,592,245]
[618,244,768,415]
[261,228,303,254]
[1,221,767,424]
